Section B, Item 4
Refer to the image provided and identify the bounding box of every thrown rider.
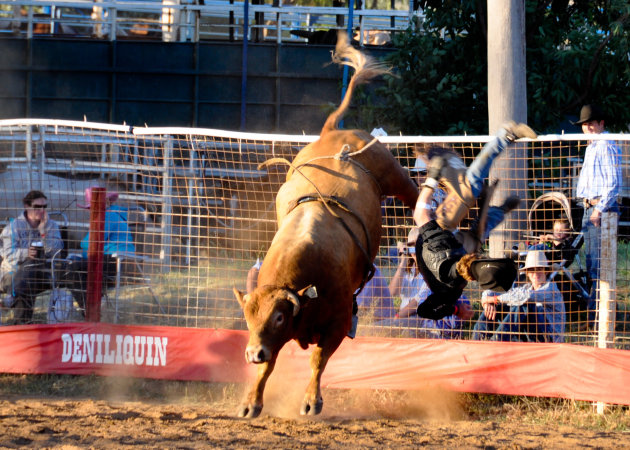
[412,121,537,320]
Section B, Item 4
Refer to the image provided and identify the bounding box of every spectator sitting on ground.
[63,187,135,316]
[0,190,63,324]
[472,250,565,343]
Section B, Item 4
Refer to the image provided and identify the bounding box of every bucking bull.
[232,34,419,418]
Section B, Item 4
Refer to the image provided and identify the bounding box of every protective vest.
[416,221,467,295]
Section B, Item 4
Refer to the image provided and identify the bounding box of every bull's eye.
[274,311,285,327]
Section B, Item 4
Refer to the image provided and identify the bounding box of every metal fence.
[0,119,629,349]
[0,0,420,43]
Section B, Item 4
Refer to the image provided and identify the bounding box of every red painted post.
[86,187,106,322]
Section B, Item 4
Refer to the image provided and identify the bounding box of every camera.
[399,246,415,256]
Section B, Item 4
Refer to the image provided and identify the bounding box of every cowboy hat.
[573,104,606,125]
[521,250,550,271]
[470,257,518,293]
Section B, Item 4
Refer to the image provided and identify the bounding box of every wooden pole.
[86,187,106,322]
[487,0,528,257]
[596,211,618,413]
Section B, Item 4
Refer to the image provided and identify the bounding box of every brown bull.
[233,34,418,418]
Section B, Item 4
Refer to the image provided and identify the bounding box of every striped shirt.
[575,134,621,212]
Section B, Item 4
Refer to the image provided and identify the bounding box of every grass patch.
[462,393,630,432]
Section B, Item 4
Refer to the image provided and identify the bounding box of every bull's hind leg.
[238,356,277,418]
[301,331,345,415]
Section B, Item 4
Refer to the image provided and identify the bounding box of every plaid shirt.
[484,281,565,343]
[575,134,622,212]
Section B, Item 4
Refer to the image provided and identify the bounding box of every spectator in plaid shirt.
[574,104,621,328]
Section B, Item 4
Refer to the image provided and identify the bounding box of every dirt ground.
[1,379,629,449]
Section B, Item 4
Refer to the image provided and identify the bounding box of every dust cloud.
[262,374,464,422]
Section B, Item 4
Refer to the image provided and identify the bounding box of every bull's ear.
[297,285,318,299]
[233,287,250,309]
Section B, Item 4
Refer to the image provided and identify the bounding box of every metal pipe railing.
[0,0,423,43]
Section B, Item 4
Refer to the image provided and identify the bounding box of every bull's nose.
[245,345,270,364]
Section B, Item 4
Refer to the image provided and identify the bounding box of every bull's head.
[233,285,317,364]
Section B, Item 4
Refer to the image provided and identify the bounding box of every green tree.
[377,0,630,135]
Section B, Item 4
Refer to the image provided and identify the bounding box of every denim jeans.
[483,206,506,240]
[581,206,601,288]
[1,259,52,324]
[473,303,545,342]
[466,127,512,197]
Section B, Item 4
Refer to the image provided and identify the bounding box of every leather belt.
[583,198,600,208]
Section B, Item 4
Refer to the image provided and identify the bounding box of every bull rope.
[294,137,383,196]
[258,137,383,296]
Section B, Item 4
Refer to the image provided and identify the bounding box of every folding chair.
[109,251,165,323]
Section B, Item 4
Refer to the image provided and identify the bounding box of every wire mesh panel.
[0,120,629,350]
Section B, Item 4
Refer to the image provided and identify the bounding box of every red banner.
[0,323,628,405]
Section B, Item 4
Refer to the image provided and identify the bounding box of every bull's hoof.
[300,397,323,416]
[237,403,262,419]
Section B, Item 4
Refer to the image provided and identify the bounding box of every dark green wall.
[0,38,392,134]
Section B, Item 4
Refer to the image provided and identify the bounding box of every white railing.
[0,0,422,43]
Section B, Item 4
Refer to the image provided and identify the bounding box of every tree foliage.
[375,0,630,135]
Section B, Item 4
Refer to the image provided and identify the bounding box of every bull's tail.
[320,32,391,137]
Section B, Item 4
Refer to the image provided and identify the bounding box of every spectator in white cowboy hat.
[473,250,565,343]
[62,186,135,316]
[573,104,621,328]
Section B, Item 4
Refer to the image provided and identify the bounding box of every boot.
[500,195,521,213]
[502,121,537,141]
[435,168,476,231]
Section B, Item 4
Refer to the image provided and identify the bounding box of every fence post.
[86,188,106,322]
[186,144,197,266]
[161,138,173,271]
[109,7,116,41]
[26,6,33,39]
[25,126,33,191]
[596,210,618,413]
[36,126,45,191]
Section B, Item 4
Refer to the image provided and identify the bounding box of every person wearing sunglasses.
[0,190,63,324]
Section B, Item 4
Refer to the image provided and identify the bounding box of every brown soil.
[0,380,629,449]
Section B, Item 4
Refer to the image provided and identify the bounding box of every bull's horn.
[233,287,250,309]
[258,157,291,170]
[286,292,301,316]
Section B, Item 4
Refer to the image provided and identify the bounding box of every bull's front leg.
[301,331,345,416]
[238,356,277,418]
